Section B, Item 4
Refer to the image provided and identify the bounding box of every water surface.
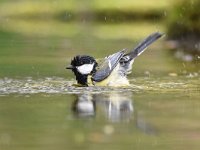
[0,75,199,150]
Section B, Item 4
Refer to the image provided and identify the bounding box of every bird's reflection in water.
[94,92,133,122]
[72,91,156,135]
[72,91,133,122]
[72,94,96,118]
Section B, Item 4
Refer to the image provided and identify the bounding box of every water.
[0,76,199,95]
[0,75,199,150]
[0,11,200,150]
[0,37,200,150]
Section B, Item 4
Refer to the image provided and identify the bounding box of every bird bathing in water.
[66,32,163,87]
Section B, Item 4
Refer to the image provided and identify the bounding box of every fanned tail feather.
[126,32,164,60]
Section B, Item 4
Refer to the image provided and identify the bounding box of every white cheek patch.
[76,63,94,75]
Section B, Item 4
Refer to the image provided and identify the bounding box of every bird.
[66,32,163,87]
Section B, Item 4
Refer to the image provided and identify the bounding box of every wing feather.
[92,50,125,82]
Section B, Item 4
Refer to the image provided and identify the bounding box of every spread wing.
[92,50,126,82]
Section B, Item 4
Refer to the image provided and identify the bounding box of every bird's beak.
[66,65,74,69]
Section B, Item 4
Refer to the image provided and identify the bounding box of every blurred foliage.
[167,0,200,39]
[0,0,199,78]
[0,0,172,22]
[0,0,167,38]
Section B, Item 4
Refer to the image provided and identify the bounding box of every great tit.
[66,32,163,86]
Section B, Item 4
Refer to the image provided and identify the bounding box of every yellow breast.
[88,64,130,87]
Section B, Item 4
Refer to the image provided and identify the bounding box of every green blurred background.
[0,0,199,78]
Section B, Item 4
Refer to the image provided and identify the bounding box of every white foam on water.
[0,76,199,95]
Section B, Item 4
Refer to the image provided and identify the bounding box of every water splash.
[0,76,199,95]
[0,77,133,95]
[0,77,71,95]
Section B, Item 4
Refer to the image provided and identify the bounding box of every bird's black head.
[66,55,98,86]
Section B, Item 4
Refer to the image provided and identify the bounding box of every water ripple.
[0,76,199,95]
